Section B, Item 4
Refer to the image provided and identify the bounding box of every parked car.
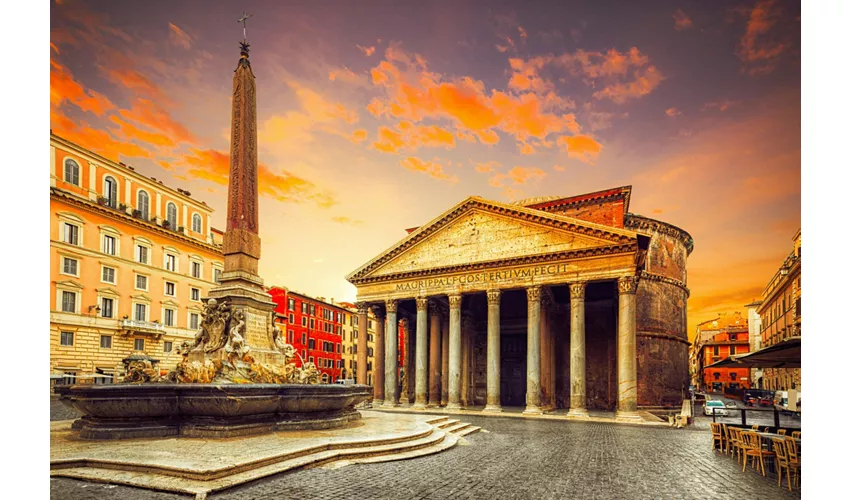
[704,400,728,416]
[758,396,773,407]
[725,401,738,408]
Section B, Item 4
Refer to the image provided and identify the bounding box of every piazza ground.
[50,408,800,500]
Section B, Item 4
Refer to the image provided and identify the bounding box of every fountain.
[55,31,370,440]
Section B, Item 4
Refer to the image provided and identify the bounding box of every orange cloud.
[350,129,368,143]
[737,0,787,75]
[473,160,501,173]
[666,107,682,117]
[557,134,602,164]
[371,122,456,153]
[180,148,337,207]
[118,98,196,145]
[51,110,153,161]
[400,157,458,182]
[50,59,115,117]
[553,164,565,172]
[673,9,693,31]
[592,65,664,104]
[702,100,738,112]
[168,22,192,49]
[104,67,169,104]
[356,44,376,56]
[108,115,176,148]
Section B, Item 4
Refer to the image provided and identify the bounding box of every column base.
[615,410,642,421]
[445,402,462,410]
[482,405,503,413]
[382,400,400,409]
[522,405,543,415]
[566,407,590,418]
[412,401,428,409]
[372,399,384,407]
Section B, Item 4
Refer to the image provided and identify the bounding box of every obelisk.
[206,31,282,366]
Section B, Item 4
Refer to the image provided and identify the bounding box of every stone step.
[353,430,458,464]
[425,416,450,426]
[436,419,460,429]
[441,421,471,434]
[454,425,481,437]
[51,426,451,499]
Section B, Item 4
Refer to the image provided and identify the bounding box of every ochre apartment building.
[690,312,750,392]
[50,133,224,383]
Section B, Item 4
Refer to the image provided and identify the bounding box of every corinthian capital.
[449,294,462,309]
[356,301,370,315]
[370,305,385,320]
[416,297,429,312]
[569,282,586,300]
[428,301,440,317]
[385,299,398,313]
[527,286,542,302]
[617,275,639,295]
[487,288,501,304]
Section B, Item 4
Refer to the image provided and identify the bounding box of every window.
[62,257,78,276]
[136,245,149,264]
[309,356,314,363]
[60,331,74,346]
[102,234,116,255]
[104,176,118,208]
[63,223,80,245]
[288,299,295,311]
[301,317,307,327]
[164,341,173,353]
[95,368,112,385]
[165,281,176,296]
[368,347,374,356]
[729,346,736,355]
[137,190,150,219]
[64,158,80,186]
[61,291,76,313]
[730,372,737,381]
[190,313,200,330]
[308,339,316,350]
[713,346,719,356]
[191,288,200,301]
[134,303,146,321]
[729,333,737,341]
[713,372,720,380]
[191,261,201,279]
[100,298,114,318]
[289,313,294,323]
[164,309,175,327]
[288,330,294,343]
[301,333,306,344]
[100,335,112,349]
[192,213,202,233]
[166,202,177,228]
[135,274,148,290]
[213,268,222,284]
[134,338,145,351]
[101,266,115,284]
[165,254,177,272]
[309,318,315,329]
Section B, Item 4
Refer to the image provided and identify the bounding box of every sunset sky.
[49,0,801,339]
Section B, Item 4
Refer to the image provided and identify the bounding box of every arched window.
[192,213,202,233]
[104,176,118,208]
[137,190,150,220]
[64,159,80,186]
[166,202,178,228]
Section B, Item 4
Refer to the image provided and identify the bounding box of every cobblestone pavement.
[51,412,802,500]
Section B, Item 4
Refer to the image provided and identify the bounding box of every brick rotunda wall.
[625,214,693,408]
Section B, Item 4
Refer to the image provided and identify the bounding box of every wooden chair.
[777,429,787,435]
[784,436,801,487]
[742,431,775,476]
[751,424,760,431]
[791,431,801,439]
[772,438,794,492]
[728,427,744,463]
[710,422,724,452]
[721,424,732,454]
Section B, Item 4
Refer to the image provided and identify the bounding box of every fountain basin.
[55,383,371,440]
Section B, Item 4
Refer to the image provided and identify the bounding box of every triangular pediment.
[348,196,639,283]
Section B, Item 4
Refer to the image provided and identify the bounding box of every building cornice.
[624,213,694,255]
[638,270,690,297]
[51,188,223,255]
[51,133,214,214]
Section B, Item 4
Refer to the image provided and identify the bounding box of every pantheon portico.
[347,187,693,417]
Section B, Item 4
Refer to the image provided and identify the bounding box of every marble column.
[414,298,429,408]
[460,315,472,407]
[441,313,449,406]
[447,294,463,409]
[403,317,414,404]
[567,283,589,417]
[540,295,552,410]
[356,302,369,386]
[484,289,502,412]
[617,276,640,419]
[372,306,386,406]
[524,286,543,415]
[428,302,441,406]
[383,299,399,407]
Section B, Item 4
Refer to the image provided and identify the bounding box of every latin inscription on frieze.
[245,311,269,348]
[394,263,574,292]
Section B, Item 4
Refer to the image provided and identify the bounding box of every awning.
[705,336,800,369]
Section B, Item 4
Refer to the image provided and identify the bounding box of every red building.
[692,313,751,392]
[267,287,406,385]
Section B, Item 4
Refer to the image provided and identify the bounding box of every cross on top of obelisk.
[238,12,253,41]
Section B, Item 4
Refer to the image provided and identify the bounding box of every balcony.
[120,319,166,338]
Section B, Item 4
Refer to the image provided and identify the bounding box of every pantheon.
[347,186,692,419]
